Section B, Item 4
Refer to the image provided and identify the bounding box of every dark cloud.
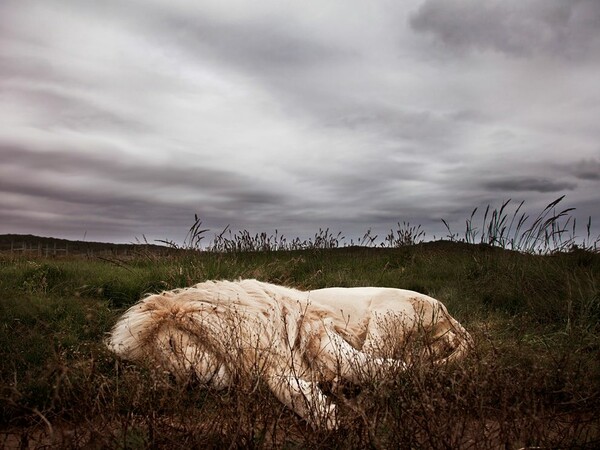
[483,177,577,193]
[0,144,266,192]
[410,0,600,60]
[0,143,294,242]
[571,159,600,181]
[327,105,461,146]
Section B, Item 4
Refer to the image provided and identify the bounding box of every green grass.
[0,242,599,448]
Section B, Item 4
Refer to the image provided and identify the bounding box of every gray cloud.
[157,13,347,71]
[0,141,297,242]
[0,0,599,243]
[410,0,600,60]
[482,177,577,193]
[0,144,240,190]
[1,84,148,134]
[571,159,600,181]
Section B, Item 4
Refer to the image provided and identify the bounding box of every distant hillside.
[0,234,173,257]
[0,233,518,258]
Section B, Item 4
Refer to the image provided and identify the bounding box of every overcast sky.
[1,0,599,245]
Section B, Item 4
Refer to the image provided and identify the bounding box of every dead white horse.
[106,279,472,429]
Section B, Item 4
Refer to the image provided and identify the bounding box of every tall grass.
[163,217,426,252]
[384,222,426,247]
[443,195,599,254]
[161,196,598,254]
[209,226,346,252]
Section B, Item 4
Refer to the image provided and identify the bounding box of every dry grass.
[1,326,597,449]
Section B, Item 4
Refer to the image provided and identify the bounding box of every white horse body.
[107,279,471,429]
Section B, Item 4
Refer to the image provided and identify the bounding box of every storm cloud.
[1,0,599,244]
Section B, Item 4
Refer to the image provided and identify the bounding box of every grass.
[1,198,599,448]
[443,195,599,254]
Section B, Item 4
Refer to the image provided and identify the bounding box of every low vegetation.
[1,198,599,448]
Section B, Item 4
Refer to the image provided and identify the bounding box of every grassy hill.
[0,234,174,258]
[0,243,598,448]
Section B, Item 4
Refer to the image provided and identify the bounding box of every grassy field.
[0,240,598,449]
